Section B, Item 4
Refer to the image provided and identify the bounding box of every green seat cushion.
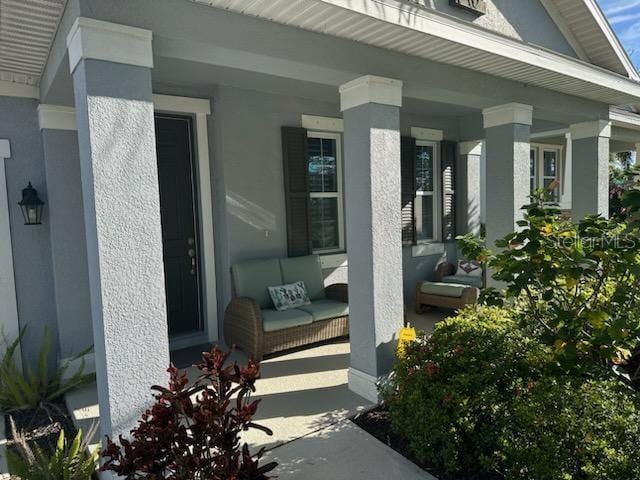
[420,282,469,298]
[279,255,326,301]
[232,258,283,308]
[298,299,349,322]
[261,308,313,332]
[443,275,483,288]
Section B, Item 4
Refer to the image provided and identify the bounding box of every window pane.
[415,145,434,192]
[308,137,337,193]
[543,151,557,177]
[310,198,339,250]
[530,149,536,176]
[415,195,434,242]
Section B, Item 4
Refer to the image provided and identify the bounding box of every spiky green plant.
[7,417,98,480]
[0,327,94,411]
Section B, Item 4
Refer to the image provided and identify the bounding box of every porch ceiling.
[194,0,640,107]
[0,0,66,86]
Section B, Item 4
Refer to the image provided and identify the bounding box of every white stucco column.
[458,140,483,237]
[483,103,532,253]
[340,75,403,403]
[0,140,20,364]
[570,120,611,220]
[67,17,169,455]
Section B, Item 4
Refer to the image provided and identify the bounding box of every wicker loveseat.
[224,254,349,360]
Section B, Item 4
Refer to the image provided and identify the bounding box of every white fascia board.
[410,126,443,142]
[582,0,639,81]
[483,103,533,128]
[610,108,640,131]
[0,80,39,99]
[302,115,344,132]
[66,17,153,73]
[339,75,402,111]
[318,0,640,102]
[531,128,570,139]
[38,105,77,130]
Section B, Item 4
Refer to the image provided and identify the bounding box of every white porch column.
[340,76,403,403]
[570,120,611,220]
[483,103,532,251]
[458,140,483,237]
[67,17,170,450]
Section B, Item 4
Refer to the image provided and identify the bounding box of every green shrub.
[0,327,94,411]
[458,191,640,382]
[384,306,640,479]
[384,306,552,475]
[497,377,640,480]
[7,419,98,480]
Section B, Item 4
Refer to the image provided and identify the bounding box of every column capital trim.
[0,139,10,159]
[482,103,533,129]
[339,75,402,111]
[410,126,443,141]
[66,17,153,73]
[38,104,77,131]
[570,120,612,140]
[459,139,483,156]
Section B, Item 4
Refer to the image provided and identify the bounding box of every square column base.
[348,367,380,403]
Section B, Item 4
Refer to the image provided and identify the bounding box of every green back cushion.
[232,258,283,308]
[279,255,326,301]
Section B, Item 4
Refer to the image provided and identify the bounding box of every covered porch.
[23,0,640,459]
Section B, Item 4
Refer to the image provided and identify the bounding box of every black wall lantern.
[18,182,44,225]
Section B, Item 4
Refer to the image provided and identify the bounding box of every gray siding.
[0,96,57,368]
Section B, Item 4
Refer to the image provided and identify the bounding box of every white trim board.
[410,126,443,142]
[0,140,21,366]
[38,104,77,131]
[154,95,218,348]
[0,80,39,99]
[301,115,343,132]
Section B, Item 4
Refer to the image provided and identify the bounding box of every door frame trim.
[154,94,218,349]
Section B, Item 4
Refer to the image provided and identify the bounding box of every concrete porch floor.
[66,306,448,477]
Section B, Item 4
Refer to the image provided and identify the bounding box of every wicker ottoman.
[415,281,479,313]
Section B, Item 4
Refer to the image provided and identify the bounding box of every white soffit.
[547,0,638,80]
[0,0,67,86]
[194,0,640,106]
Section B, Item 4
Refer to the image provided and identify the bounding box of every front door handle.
[187,245,196,275]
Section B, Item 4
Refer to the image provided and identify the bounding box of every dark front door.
[155,114,202,336]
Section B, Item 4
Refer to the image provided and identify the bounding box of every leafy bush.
[101,347,277,480]
[384,306,640,479]
[497,377,640,480]
[7,419,98,480]
[0,327,94,411]
[384,306,552,475]
[458,191,640,381]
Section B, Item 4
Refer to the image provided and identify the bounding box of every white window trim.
[531,142,564,201]
[307,130,345,255]
[415,139,441,245]
[153,94,218,349]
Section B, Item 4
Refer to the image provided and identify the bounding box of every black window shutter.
[441,140,457,242]
[401,136,417,246]
[281,126,312,257]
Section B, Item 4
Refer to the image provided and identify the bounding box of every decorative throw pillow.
[455,259,483,277]
[268,281,311,311]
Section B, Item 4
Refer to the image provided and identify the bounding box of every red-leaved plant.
[100,347,277,479]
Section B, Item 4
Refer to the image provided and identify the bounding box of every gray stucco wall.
[42,129,93,359]
[0,96,57,368]
[210,85,462,329]
[425,0,577,57]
